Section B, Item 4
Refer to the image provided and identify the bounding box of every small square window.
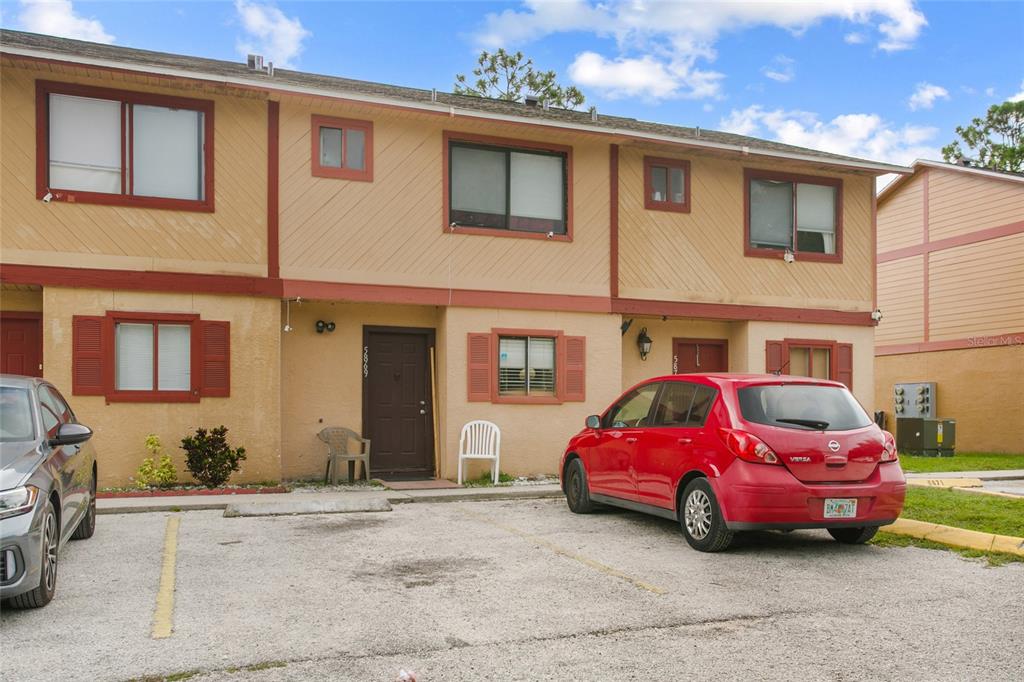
[498,336,556,397]
[311,115,373,181]
[644,156,690,213]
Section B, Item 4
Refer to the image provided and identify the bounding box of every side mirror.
[49,423,93,448]
[585,415,601,430]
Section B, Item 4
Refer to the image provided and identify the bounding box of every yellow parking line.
[461,510,667,595]
[151,515,181,639]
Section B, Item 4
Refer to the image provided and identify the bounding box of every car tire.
[7,499,59,609]
[828,526,879,544]
[72,470,97,540]
[564,458,596,514]
[679,478,734,552]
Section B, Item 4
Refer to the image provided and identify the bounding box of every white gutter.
[3,44,912,175]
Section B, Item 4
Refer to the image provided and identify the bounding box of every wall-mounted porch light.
[315,320,337,334]
[637,327,653,361]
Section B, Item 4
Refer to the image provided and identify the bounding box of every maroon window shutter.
[765,340,784,374]
[467,333,492,402]
[562,335,586,402]
[836,342,853,389]
[72,316,105,396]
[199,321,230,397]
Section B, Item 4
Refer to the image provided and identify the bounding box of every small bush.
[181,426,247,489]
[133,434,178,489]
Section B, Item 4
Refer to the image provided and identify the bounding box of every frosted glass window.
[451,146,507,217]
[346,129,365,170]
[796,183,837,254]
[510,152,563,221]
[133,105,204,200]
[157,324,191,391]
[749,179,793,249]
[48,94,122,194]
[116,323,154,391]
[650,166,667,202]
[319,127,343,168]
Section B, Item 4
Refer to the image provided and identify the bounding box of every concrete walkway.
[97,483,564,515]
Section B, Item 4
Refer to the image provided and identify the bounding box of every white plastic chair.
[458,420,501,485]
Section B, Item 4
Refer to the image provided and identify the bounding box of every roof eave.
[2,43,912,176]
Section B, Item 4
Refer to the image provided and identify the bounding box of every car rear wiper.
[775,418,829,430]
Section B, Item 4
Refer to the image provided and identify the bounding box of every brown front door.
[362,327,435,478]
[1,313,43,377]
[673,338,728,374]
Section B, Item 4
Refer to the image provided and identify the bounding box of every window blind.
[133,105,204,200]
[796,183,836,254]
[451,146,507,215]
[157,324,191,391]
[116,323,154,391]
[346,129,365,170]
[48,94,121,194]
[509,152,563,221]
[750,179,793,248]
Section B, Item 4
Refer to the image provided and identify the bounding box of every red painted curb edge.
[98,487,289,499]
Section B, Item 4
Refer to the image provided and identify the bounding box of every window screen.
[510,152,564,228]
[115,322,191,392]
[749,179,793,249]
[451,146,508,228]
[157,324,191,391]
[319,127,343,168]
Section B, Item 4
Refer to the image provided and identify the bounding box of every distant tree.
[454,49,585,110]
[941,101,1024,173]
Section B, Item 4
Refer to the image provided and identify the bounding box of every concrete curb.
[906,478,984,489]
[881,518,1024,557]
[904,469,1024,481]
[224,497,393,517]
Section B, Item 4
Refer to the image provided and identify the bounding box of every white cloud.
[568,51,722,101]
[1009,80,1024,103]
[18,0,113,43]
[844,31,866,44]
[234,0,310,69]
[719,104,940,178]
[474,1,927,101]
[761,55,795,83]
[985,87,996,97]
[908,82,950,110]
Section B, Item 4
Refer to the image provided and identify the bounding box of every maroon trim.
[310,114,373,181]
[442,130,574,243]
[489,328,565,404]
[643,156,691,213]
[612,297,874,326]
[610,144,619,299]
[782,338,838,381]
[671,337,728,372]
[0,263,280,297]
[876,332,1024,356]
[743,168,843,264]
[267,101,280,279]
[877,219,1024,263]
[0,312,43,377]
[922,170,930,342]
[35,80,215,212]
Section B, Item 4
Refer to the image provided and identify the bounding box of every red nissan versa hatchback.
[560,374,906,552]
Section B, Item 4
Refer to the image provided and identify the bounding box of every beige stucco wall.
[279,301,442,480]
[439,307,623,479]
[620,317,738,390]
[42,287,281,487]
[875,344,1024,453]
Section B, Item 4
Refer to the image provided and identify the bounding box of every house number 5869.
[362,346,369,378]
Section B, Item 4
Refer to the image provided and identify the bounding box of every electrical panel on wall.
[893,382,936,419]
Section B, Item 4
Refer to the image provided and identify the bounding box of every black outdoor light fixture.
[637,327,653,361]
[315,320,337,334]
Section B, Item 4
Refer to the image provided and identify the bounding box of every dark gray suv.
[1,374,97,608]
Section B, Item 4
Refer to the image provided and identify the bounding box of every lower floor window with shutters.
[71,312,230,402]
[765,338,853,390]
[498,336,555,397]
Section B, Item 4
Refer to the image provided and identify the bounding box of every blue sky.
[4,1,1023,169]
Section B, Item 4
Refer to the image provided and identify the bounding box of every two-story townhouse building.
[0,30,908,486]
[875,159,1024,453]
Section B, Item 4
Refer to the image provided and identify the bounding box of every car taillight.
[881,430,898,462]
[719,428,781,465]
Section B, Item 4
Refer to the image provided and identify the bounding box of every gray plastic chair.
[317,427,371,484]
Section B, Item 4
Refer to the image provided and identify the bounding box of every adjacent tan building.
[875,160,1024,453]
[0,30,907,486]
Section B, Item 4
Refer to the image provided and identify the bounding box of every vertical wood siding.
[617,147,874,311]
[928,168,1024,241]
[277,100,610,297]
[0,59,267,276]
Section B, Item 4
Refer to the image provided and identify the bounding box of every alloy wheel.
[684,489,713,540]
[42,512,57,592]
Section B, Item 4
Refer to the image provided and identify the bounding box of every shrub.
[181,426,247,489]
[133,434,178,489]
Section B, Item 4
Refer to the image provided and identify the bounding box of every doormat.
[379,479,461,490]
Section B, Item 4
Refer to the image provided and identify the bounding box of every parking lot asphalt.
[2,498,1022,681]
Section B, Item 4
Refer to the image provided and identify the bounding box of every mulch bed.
[98,486,288,499]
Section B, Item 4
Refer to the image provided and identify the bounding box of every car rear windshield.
[738,384,873,431]
[0,387,36,442]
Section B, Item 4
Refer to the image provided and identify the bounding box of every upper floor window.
[37,80,214,211]
[311,115,373,181]
[644,156,690,213]
[745,169,842,262]
[446,133,570,239]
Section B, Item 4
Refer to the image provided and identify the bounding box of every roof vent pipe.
[696,127,701,138]
[590,107,598,122]
[431,88,437,103]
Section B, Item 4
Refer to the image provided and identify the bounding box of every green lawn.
[870,487,1024,565]
[898,451,1024,473]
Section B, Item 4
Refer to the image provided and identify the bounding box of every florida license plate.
[824,498,857,519]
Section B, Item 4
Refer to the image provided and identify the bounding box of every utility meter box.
[893,382,936,419]
[896,417,956,456]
